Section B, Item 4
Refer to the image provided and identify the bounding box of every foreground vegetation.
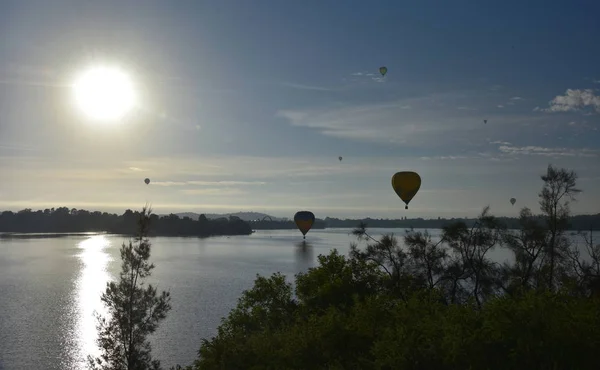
[89,164,599,369]
[90,207,171,370]
[175,164,600,369]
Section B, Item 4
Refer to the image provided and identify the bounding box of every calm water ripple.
[0,228,587,369]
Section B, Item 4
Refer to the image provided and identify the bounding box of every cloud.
[187,181,266,186]
[151,180,266,187]
[490,140,512,145]
[0,143,39,152]
[419,155,469,160]
[6,64,56,78]
[180,188,247,196]
[122,155,385,180]
[498,145,598,157]
[3,152,599,218]
[279,82,335,91]
[457,107,477,110]
[0,64,63,88]
[129,167,146,172]
[275,91,550,148]
[503,96,524,106]
[348,71,384,84]
[541,89,600,113]
[497,105,504,108]
[150,181,187,186]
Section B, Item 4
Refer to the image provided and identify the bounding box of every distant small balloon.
[144,178,150,185]
[510,197,516,206]
[484,119,487,124]
[339,156,343,161]
[379,66,388,77]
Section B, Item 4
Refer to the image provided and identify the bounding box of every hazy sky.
[1,0,599,218]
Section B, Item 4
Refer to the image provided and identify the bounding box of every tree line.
[88,164,600,369]
[248,213,600,230]
[248,218,326,230]
[323,213,600,231]
[0,208,252,237]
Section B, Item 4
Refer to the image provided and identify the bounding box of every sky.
[0,0,599,219]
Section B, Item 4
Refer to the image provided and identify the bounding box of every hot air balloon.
[339,156,343,162]
[379,66,388,77]
[510,198,516,206]
[391,171,422,210]
[144,178,150,185]
[294,211,315,240]
[484,119,487,124]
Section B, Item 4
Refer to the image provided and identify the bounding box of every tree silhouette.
[0,208,253,237]
[88,206,171,370]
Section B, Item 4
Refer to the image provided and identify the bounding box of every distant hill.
[169,212,287,222]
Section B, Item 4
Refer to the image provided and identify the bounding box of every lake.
[0,228,587,369]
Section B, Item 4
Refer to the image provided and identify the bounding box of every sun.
[72,66,137,122]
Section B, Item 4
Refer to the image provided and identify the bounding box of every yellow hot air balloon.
[391,171,421,209]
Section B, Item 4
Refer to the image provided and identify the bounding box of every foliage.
[177,164,600,369]
[186,258,600,370]
[88,207,172,370]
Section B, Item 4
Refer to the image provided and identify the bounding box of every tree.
[88,206,172,370]
[500,207,547,294]
[185,247,600,370]
[176,164,600,369]
[538,164,581,291]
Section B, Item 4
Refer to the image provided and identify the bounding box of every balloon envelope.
[294,211,315,237]
[510,198,516,205]
[144,178,150,185]
[391,171,421,209]
[339,156,342,161]
[379,66,388,76]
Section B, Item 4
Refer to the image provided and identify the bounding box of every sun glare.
[72,66,137,122]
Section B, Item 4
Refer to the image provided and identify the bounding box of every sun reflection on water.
[74,235,113,369]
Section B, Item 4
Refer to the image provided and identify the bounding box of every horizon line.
[1,207,598,220]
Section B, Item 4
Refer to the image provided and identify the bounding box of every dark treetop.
[0,207,253,237]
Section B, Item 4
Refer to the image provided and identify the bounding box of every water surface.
[0,228,588,369]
